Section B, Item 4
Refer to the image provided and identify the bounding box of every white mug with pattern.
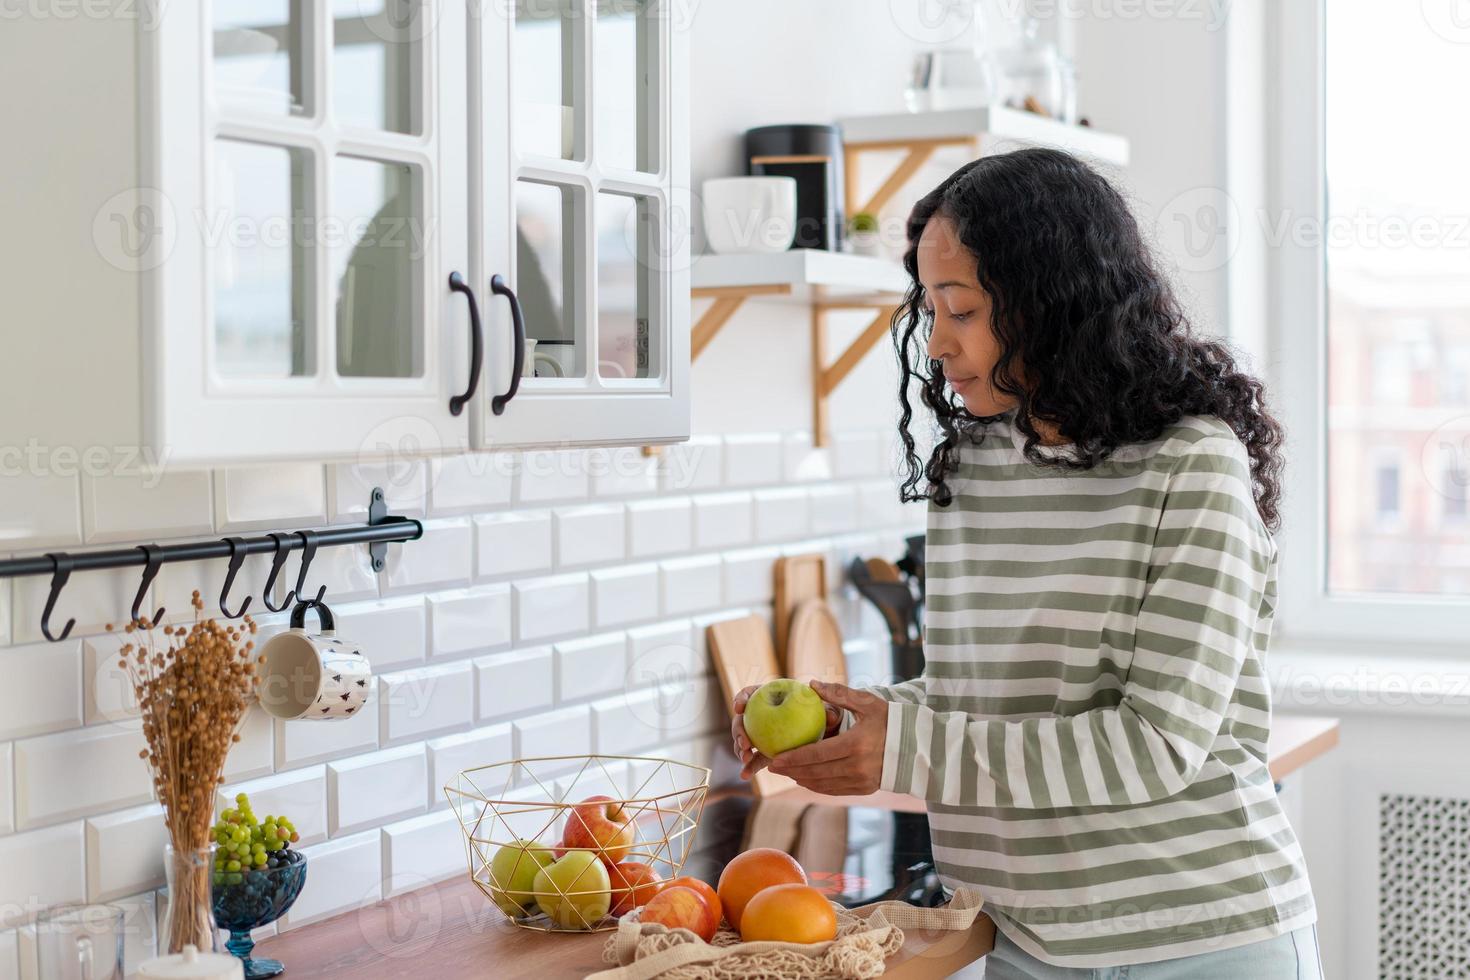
[255,600,371,721]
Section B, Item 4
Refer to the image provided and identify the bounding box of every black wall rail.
[0,487,422,641]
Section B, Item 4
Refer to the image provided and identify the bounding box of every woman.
[731,149,1321,977]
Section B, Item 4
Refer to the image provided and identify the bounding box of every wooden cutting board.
[705,614,794,797]
[773,553,826,659]
[785,597,847,686]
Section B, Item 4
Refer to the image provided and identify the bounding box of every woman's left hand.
[767,681,889,797]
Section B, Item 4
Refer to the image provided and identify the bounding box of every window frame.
[1268,0,1470,644]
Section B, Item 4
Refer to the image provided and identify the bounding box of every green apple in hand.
[488,839,556,916]
[743,679,827,757]
[532,850,612,928]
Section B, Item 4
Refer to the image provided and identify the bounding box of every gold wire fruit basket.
[445,754,711,933]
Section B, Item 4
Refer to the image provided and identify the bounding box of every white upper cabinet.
[1,0,687,466]
[470,0,690,450]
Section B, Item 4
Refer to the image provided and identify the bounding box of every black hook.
[292,530,327,606]
[40,553,76,642]
[130,545,166,627]
[260,532,296,613]
[218,537,253,619]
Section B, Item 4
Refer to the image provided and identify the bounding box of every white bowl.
[701,176,798,255]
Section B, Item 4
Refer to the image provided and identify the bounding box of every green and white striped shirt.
[872,413,1316,967]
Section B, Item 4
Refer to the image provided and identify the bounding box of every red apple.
[664,876,722,927]
[560,796,635,865]
[639,886,718,942]
[608,861,663,917]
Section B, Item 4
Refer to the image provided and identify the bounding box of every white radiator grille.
[1379,793,1470,979]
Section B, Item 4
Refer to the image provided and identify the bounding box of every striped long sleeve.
[879,435,1273,808]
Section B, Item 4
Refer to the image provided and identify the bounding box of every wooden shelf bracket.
[843,137,976,218]
[811,301,900,447]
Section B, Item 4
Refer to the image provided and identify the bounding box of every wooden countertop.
[252,876,995,979]
[254,715,1337,978]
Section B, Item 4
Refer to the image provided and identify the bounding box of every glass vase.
[163,845,218,955]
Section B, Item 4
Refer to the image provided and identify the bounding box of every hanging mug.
[256,600,371,721]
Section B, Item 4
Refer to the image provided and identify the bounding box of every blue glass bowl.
[211,854,308,980]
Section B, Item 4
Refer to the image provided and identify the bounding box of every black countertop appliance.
[745,124,846,252]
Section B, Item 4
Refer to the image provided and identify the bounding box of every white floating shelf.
[692,249,909,304]
[838,104,1130,167]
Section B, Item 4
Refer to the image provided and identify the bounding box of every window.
[1322,4,1470,597]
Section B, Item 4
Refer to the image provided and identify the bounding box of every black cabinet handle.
[448,271,482,417]
[489,274,526,416]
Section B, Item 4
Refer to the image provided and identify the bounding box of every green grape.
[253,852,268,867]
[213,872,224,886]
[225,860,241,873]
[227,872,243,886]
[235,792,248,805]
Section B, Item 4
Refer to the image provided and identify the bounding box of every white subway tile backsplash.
[658,556,722,616]
[476,648,554,721]
[84,803,167,902]
[809,485,860,534]
[226,706,276,781]
[0,822,84,928]
[214,465,327,531]
[514,573,588,643]
[428,454,514,515]
[660,676,721,742]
[380,661,474,744]
[858,479,905,528]
[382,518,473,594]
[626,621,696,688]
[512,705,592,762]
[329,462,428,521]
[626,497,692,558]
[554,633,627,704]
[475,510,552,579]
[279,830,382,931]
[753,487,810,542]
[590,691,665,755]
[783,432,832,483]
[428,723,512,807]
[0,474,82,548]
[590,564,659,629]
[332,596,426,673]
[692,492,753,549]
[13,722,150,830]
[832,431,883,477]
[0,640,81,741]
[155,552,274,625]
[721,434,783,487]
[722,547,779,606]
[383,809,462,896]
[555,504,626,567]
[0,745,12,836]
[217,767,328,847]
[659,437,721,493]
[83,470,212,543]
[278,537,380,605]
[275,682,379,770]
[328,744,427,836]
[515,451,590,504]
[589,447,659,498]
[428,585,511,658]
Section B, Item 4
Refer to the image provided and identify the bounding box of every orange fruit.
[739,883,837,944]
[716,847,807,930]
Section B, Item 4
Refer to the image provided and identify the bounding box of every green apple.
[532,850,612,929]
[487,839,556,916]
[743,679,827,757]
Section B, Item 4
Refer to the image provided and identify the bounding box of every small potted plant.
[847,212,882,257]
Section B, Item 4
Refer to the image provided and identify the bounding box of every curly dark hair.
[893,148,1285,530]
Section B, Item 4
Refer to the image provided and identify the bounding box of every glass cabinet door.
[149,0,470,462]
[473,0,689,449]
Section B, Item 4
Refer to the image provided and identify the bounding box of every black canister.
[745,124,845,252]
